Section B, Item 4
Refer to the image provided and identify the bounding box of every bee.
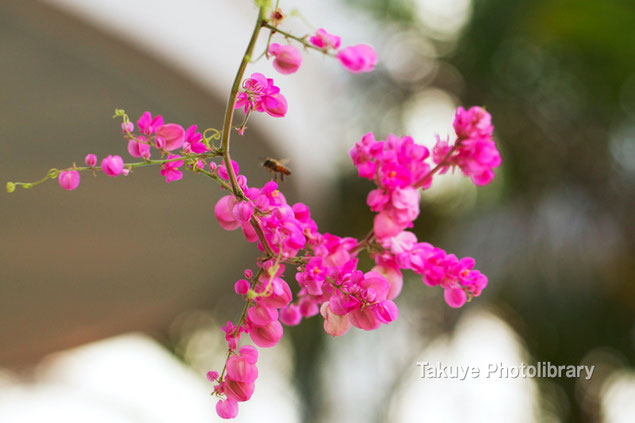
[262,158,291,182]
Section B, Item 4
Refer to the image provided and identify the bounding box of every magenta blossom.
[183,125,207,154]
[216,398,238,419]
[84,154,97,167]
[156,123,185,151]
[58,170,80,191]
[309,28,341,50]
[433,107,501,185]
[268,43,302,75]
[137,111,163,135]
[337,44,377,73]
[101,155,124,177]
[235,73,288,118]
[128,135,151,159]
[159,154,184,183]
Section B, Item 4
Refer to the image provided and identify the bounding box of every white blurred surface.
[0,333,299,423]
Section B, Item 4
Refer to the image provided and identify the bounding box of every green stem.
[215,267,265,391]
[8,151,223,191]
[220,6,267,198]
[262,22,336,57]
[195,168,231,191]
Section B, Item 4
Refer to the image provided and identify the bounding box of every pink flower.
[309,28,341,50]
[216,398,238,419]
[226,348,258,383]
[249,319,283,348]
[215,195,240,231]
[235,73,288,118]
[156,123,185,151]
[206,371,219,382]
[320,303,351,336]
[444,287,467,308]
[337,44,377,73]
[183,125,207,153]
[374,211,401,239]
[263,93,287,118]
[221,320,242,351]
[453,106,493,141]
[247,304,279,326]
[160,154,184,183]
[58,170,80,191]
[234,279,250,295]
[371,264,403,300]
[84,154,97,167]
[232,200,254,223]
[101,155,124,177]
[296,257,327,295]
[268,43,302,75]
[121,121,134,133]
[433,107,501,186]
[128,136,151,159]
[218,160,240,181]
[350,132,383,179]
[280,305,302,326]
[224,379,255,403]
[137,111,164,135]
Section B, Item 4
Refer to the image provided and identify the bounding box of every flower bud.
[206,371,219,382]
[224,379,255,403]
[375,300,399,324]
[154,137,166,150]
[128,136,151,159]
[444,287,467,308]
[268,43,302,75]
[337,44,377,73]
[280,305,302,326]
[249,320,283,348]
[121,121,134,133]
[234,279,250,295]
[263,94,288,118]
[101,155,124,177]
[309,28,341,50]
[226,355,258,384]
[58,170,80,191]
[84,154,97,167]
[216,398,238,419]
[238,345,258,364]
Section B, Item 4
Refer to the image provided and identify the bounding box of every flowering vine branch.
[6,1,502,419]
[220,6,267,199]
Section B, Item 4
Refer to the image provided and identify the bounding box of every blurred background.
[1,0,633,422]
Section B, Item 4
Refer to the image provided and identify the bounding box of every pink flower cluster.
[235,73,288,118]
[208,105,500,417]
[264,28,376,77]
[58,112,214,190]
[15,7,505,420]
[309,28,377,73]
[211,170,401,417]
[348,109,497,309]
[208,345,259,419]
[433,106,501,185]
